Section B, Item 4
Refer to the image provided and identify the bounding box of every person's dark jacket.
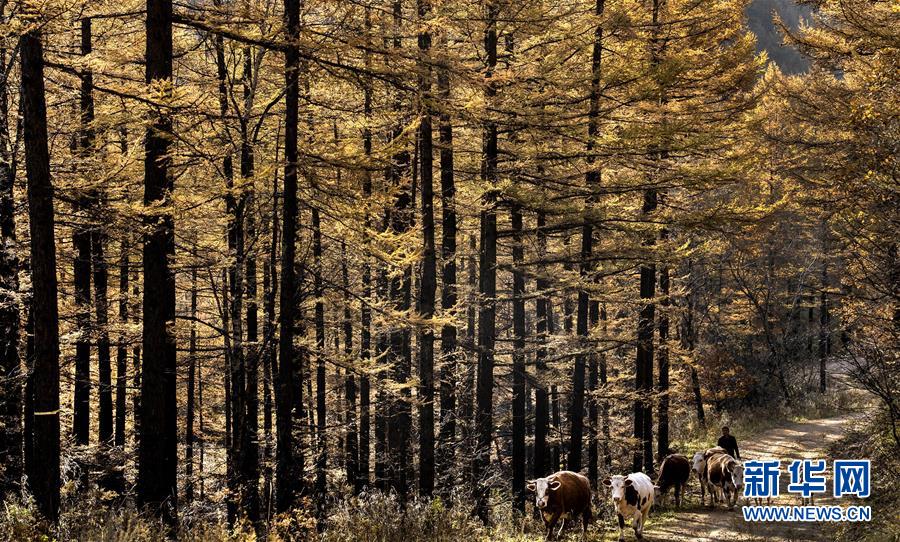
[717,435,740,460]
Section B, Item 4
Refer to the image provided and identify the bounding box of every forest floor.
[611,372,874,542]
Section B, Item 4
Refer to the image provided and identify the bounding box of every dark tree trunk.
[115,241,129,447]
[459,233,476,485]
[582,0,604,486]
[819,222,829,393]
[262,157,278,517]
[386,0,413,502]
[312,208,327,526]
[73,217,92,445]
[683,259,705,426]
[588,301,599,487]
[474,0,498,522]
[657,263,670,459]
[23,301,35,491]
[635,188,657,474]
[74,17,98,448]
[436,27,457,499]
[417,0,436,499]
[240,54,260,524]
[138,0,178,523]
[533,212,550,480]
[132,271,141,442]
[341,242,358,493]
[93,227,112,444]
[186,267,198,502]
[276,0,300,512]
[0,35,22,501]
[569,224,592,473]
[511,205,526,514]
[600,304,611,467]
[358,12,373,490]
[21,15,61,521]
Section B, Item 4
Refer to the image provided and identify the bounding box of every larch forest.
[0,0,896,541]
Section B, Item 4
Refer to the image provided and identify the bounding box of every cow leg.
[557,517,566,540]
[700,479,706,506]
[674,483,681,507]
[633,509,644,540]
[544,511,561,541]
[617,513,625,542]
[581,507,591,538]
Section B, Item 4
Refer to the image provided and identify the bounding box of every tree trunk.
[240,50,260,524]
[21,14,61,520]
[533,212,550,480]
[0,33,22,501]
[386,0,413,502]
[115,240,129,447]
[73,215,92,445]
[341,242,358,493]
[359,10,373,490]
[138,0,178,523]
[276,0,300,512]
[635,188,656,474]
[474,0,498,522]
[511,204,526,514]
[93,227,112,444]
[657,262,670,459]
[186,267,198,502]
[819,221,829,393]
[313,208,327,526]
[436,26,457,499]
[417,0,436,499]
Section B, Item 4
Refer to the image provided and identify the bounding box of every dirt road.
[634,411,865,542]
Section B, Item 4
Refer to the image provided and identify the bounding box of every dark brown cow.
[654,454,691,507]
[526,471,592,540]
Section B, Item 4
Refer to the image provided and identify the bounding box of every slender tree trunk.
[571,3,603,474]
[240,49,260,524]
[23,300,35,491]
[0,33,22,501]
[132,271,141,442]
[436,27,457,499]
[93,227,112,444]
[21,13,61,520]
[657,262,669,459]
[73,216,92,445]
[386,0,413,502]
[115,241,129,447]
[312,208,327,526]
[588,301,599,487]
[511,204,526,514]
[533,212,550,480]
[819,221,829,393]
[459,233,476,486]
[72,17,94,447]
[359,10,373,490]
[341,242,358,493]
[138,0,178,523]
[417,0,436,499]
[186,267,198,502]
[600,304,611,467]
[474,0,499,522]
[276,0,300,512]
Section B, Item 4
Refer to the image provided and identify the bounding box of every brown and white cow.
[707,453,744,508]
[693,446,728,506]
[654,454,691,507]
[526,471,592,540]
[603,472,654,541]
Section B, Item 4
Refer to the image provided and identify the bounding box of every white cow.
[692,451,712,506]
[603,472,654,542]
